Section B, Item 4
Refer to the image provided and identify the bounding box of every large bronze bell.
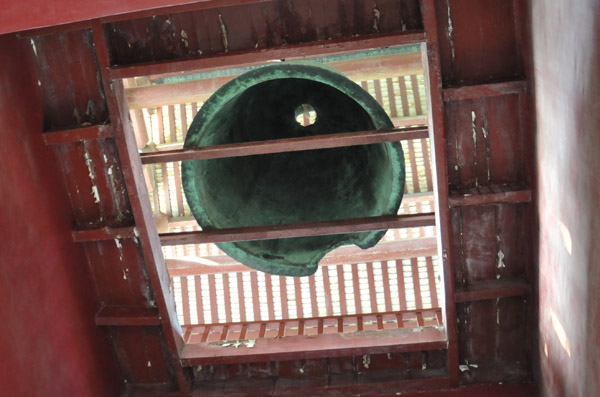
[182,63,405,277]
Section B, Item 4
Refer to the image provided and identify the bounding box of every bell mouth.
[182,63,405,276]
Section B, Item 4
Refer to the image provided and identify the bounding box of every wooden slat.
[298,320,305,336]
[280,276,289,320]
[442,80,527,102]
[223,273,232,323]
[95,306,160,326]
[455,279,530,303]
[201,326,211,343]
[259,323,267,338]
[140,127,428,164]
[308,275,318,318]
[156,106,165,144]
[294,278,304,319]
[357,316,364,332]
[173,163,184,217]
[386,78,398,118]
[398,76,410,117]
[239,324,248,340]
[195,275,205,324]
[160,213,436,246]
[407,139,421,193]
[396,260,407,311]
[337,264,347,316]
[366,263,378,314]
[43,124,113,145]
[208,274,218,324]
[237,273,246,323]
[250,272,261,321]
[374,79,384,107]
[397,313,404,328]
[426,257,439,308]
[411,258,423,309]
[322,267,333,317]
[160,163,172,217]
[381,261,393,312]
[448,188,532,207]
[410,75,423,115]
[352,264,362,315]
[220,325,230,341]
[180,104,188,140]
[110,31,426,79]
[421,138,434,191]
[265,274,275,321]
[181,276,191,325]
[72,226,136,242]
[416,312,425,326]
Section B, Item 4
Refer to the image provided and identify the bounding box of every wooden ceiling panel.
[445,93,525,192]
[452,204,527,285]
[84,239,156,307]
[435,0,521,86]
[104,0,422,66]
[109,326,175,385]
[456,297,529,385]
[31,29,108,130]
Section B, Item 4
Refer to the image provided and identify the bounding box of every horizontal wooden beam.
[72,225,136,242]
[43,124,113,145]
[448,188,531,207]
[181,325,445,365]
[95,305,161,326]
[160,213,435,246]
[110,31,425,79]
[166,192,434,230]
[166,237,438,275]
[454,279,530,303]
[141,127,429,164]
[442,80,527,102]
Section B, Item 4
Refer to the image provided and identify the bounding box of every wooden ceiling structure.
[16,0,536,395]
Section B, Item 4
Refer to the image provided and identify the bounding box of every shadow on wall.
[533,0,600,396]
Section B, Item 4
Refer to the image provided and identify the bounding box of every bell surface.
[182,63,405,277]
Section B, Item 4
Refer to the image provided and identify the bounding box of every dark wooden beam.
[442,80,527,102]
[43,124,113,145]
[160,213,436,246]
[90,21,189,395]
[454,279,530,303]
[140,127,429,164]
[421,0,461,386]
[448,188,531,207]
[96,305,161,326]
[72,225,136,242]
[109,31,426,79]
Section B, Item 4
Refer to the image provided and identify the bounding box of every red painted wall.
[0,34,121,396]
[532,1,600,396]
[0,0,201,35]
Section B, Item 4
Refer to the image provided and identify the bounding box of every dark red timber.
[10,0,540,394]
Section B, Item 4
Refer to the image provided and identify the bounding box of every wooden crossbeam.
[140,127,428,164]
[160,213,436,246]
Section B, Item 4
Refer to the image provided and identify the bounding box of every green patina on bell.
[182,63,405,277]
